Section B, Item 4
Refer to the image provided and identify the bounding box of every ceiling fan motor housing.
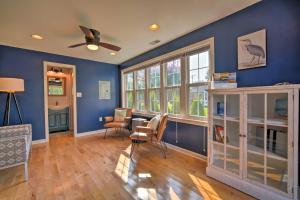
[85,36,100,45]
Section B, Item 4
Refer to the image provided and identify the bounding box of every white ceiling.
[0,0,259,65]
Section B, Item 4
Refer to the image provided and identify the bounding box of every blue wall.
[0,45,119,141]
[121,0,300,155]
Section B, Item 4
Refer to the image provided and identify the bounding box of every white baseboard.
[31,129,107,144]
[76,129,106,137]
[165,142,207,162]
[32,139,47,145]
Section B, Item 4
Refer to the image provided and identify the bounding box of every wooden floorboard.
[0,132,254,200]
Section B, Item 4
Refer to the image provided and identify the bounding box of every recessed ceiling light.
[110,52,116,56]
[149,24,160,31]
[31,34,43,40]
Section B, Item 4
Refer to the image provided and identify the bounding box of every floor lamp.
[0,78,24,126]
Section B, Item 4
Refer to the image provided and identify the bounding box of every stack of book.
[211,72,237,89]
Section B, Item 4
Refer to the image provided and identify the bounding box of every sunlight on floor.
[138,173,152,178]
[189,173,220,200]
[114,152,132,183]
[169,187,181,200]
[137,187,157,200]
[124,144,132,155]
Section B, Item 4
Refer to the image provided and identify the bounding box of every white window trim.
[121,37,214,126]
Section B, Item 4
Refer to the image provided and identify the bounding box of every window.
[122,37,214,123]
[189,51,210,83]
[149,65,160,88]
[165,58,181,115]
[187,50,210,118]
[148,64,160,113]
[125,72,134,108]
[149,90,160,112]
[189,86,208,117]
[135,69,145,111]
[167,88,180,114]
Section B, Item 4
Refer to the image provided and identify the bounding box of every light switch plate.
[76,92,82,97]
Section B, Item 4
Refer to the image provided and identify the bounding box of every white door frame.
[43,61,77,141]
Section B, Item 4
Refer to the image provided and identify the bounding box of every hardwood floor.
[0,131,254,200]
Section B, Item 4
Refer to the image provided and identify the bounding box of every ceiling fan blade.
[68,43,86,48]
[99,42,121,51]
[79,25,94,39]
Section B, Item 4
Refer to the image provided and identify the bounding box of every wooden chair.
[129,114,168,159]
[104,108,132,140]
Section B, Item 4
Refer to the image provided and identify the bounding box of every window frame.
[135,68,146,112]
[147,63,161,114]
[163,57,182,116]
[186,48,212,121]
[124,72,135,108]
[121,37,214,126]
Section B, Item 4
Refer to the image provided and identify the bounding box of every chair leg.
[104,129,108,139]
[24,162,28,181]
[130,142,136,158]
[122,128,125,141]
[162,141,167,151]
[159,142,166,159]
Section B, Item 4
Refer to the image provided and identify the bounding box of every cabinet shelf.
[226,116,240,122]
[226,144,239,150]
[267,119,288,127]
[247,144,287,162]
[248,117,264,125]
[247,117,288,127]
[213,115,224,120]
[212,141,224,146]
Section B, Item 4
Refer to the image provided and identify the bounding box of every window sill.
[132,112,208,127]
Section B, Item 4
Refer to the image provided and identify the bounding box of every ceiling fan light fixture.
[110,52,116,56]
[87,44,99,51]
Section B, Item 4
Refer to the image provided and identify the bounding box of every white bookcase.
[206,85,300,200]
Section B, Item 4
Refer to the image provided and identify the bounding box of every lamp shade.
[0,78,24,92]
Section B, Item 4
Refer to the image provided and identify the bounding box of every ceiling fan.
[68,26,121,52]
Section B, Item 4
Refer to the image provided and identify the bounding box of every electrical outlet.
[99,117,103,122]
[76,92,82,97]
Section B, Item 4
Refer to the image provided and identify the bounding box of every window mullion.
[181,56,186,117]
[144,68,148,113]
[160,62,164,114]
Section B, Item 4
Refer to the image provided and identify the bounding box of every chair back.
[156,113,168,142]
[115,108,132,118]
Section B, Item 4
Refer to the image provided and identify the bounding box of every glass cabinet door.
[211,94,225,169]
[225,94,240,176]
[211,93,241,176]
[246,92,290,194]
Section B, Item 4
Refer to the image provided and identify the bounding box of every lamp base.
[2,92,23,126]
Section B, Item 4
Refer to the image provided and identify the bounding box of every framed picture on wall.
[238,29,266,70]
[99,80,111,99]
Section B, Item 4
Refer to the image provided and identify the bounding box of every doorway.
[43,61,77,141]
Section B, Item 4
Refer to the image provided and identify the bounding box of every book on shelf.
[214,125,224,143]
[213,72,236,83]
